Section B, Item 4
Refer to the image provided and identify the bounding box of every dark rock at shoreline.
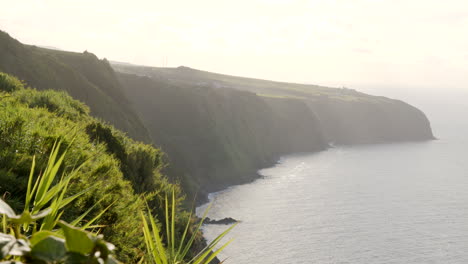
[204,217,238,225]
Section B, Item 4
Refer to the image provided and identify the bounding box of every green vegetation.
[0,72,231,263]
[112,65,367,100]
[0,141,120,263]
[0,72,151,261]
[141,191,235,264]
[0,29,433,207]
[0,30,150,143]
[0,134,234,263]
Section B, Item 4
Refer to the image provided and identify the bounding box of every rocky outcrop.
[204,217,238,225]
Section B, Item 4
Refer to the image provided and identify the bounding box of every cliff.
[0,30,150,142]
[307,96,434,144]
[113,64,434,199]
[114,64,435,145]
[116,73,328,200]
[0,30,434,202]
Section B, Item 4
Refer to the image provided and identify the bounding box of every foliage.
[0,142,234,264]
[0,71,233,263]
[85,121,166,195]
[0,72,24,92]
[141,190,236,264]
[0,141,119,263]
[14,89,90,121]
[0,73,173,262]
[0,30,151,142]
[1,200,119,264]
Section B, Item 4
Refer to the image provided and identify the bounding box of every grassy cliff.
[0,30,150,142]
[0,72,189,262]
[116,72,328,200]
[0,29,434,205]
[114,64,435,145]
[113,64,434,199]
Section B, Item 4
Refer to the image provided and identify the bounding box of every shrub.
[0,72,24,92]
[0,141,120,263]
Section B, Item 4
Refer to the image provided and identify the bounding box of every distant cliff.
[114,64,435,145]
[114,65,433,200]
[0,30,434,202]
[116,73,328,200]
[307,96,434,144]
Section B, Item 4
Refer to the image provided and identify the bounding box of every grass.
[0,140,236,263]
[141,190,236,264]
[0,140,119,263]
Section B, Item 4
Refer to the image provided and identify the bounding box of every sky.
[0,0,467,90]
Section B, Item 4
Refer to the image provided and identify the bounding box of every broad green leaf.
[58,221,94,255]
[31,235,66,262]
[64,252,88,263]
[30,231,57,246]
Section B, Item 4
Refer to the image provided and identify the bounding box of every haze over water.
[198,88,468,264]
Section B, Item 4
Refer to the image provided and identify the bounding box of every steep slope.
[114,64,434,199]
[306,96,434,144]
[0,72,179,262]
[0,29,434,204]
[116,73,328,200]
[114,64,435,144]
[0,30,150,142]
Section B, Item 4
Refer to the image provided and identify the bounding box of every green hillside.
[113,64,367,100]
[0,30,151,143]
[0,29,434,205]
[0,72,190,262]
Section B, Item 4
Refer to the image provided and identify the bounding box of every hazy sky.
[1,0,467,89]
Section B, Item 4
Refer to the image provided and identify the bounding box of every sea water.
[197,88,468,264]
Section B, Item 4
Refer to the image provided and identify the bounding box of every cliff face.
[0,30,434,202]
[114,65,434,145]
[116,73,328,200]
[113,64,434,200]
[307,97,435,144]
[0,31,150,142]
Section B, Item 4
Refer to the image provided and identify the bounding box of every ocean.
[197,88,468,264]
